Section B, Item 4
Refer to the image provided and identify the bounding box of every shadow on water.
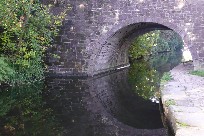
[0,50,182,136]
[0,83,64,136]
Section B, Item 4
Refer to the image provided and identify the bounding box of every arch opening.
[89,22,192,76]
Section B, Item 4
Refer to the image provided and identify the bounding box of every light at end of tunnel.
[182,47,193,62]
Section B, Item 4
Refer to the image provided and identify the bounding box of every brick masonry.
[44,0,204,76]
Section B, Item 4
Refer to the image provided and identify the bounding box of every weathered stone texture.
[161,64,204,135]
[44,0,204,76]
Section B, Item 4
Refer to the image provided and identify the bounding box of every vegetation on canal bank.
[129,30,183,60]
[0,0,67,85]
[128,50,181,100]
[165,99,176,107]
[190,70,204,77]
[128,30,183,100]
[161,72,173,84]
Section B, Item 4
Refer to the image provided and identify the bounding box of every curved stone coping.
[161,64,204,136]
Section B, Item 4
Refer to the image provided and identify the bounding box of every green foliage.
[0,0,67,84]
[149,51,183,72]
[190,70,204,77]
[129,31,159,59]
[129,30,183,60]
[0,57,14,83]
[161,30,183,50]
[128,50,182,100]
[176,121,190,127]
[165,99,176,107]
[128,60,160,100]
[10,60,45,85]
[161,72,172,84]
[152,30,183,54]
[151,37,169,54]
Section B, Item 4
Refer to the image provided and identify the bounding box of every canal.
[0,51,182,136]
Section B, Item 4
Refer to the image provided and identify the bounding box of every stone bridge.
[45,0,204,76]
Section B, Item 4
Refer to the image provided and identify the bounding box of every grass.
[176,121,190,127]
[161,72,173,84]
[190,70,204,77]
[165,99,176,107]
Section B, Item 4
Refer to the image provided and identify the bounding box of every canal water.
[0,51,182,136]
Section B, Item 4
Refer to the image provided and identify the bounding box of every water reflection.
[0,51,182,136]
[149,50,182,73]
[43,71,167,136]
[0,83,63,136]
[129,50,182,101]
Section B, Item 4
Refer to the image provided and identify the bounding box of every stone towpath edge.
[161,64,204,136]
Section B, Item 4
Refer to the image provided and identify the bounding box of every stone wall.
[44,0,204,76]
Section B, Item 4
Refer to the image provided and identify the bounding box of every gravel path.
[161,63,204,136]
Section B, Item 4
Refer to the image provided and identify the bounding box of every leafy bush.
[129,30,183,60]
[161,72,172,84]
[0,0,67,84]
[190,70,204,77]
[0,57,14,83]
[10,60,45,85]
[129,31,159,59]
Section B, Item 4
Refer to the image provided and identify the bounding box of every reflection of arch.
[88,16,193,76]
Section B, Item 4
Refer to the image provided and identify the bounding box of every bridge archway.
[88,16,194,76]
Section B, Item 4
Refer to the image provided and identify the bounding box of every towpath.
[161,63,204,136]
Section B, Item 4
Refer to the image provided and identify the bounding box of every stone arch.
[88,16,193,76]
